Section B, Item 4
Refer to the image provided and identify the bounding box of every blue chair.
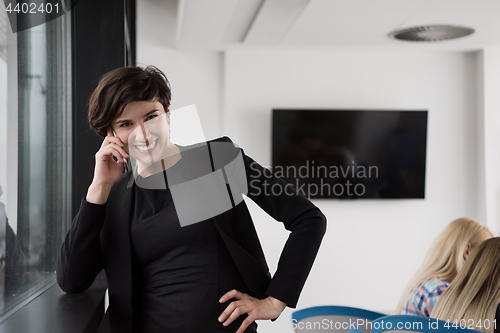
[292,306,386,333]
[371,315,482,333]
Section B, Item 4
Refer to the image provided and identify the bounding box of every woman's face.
[112,100,171,168]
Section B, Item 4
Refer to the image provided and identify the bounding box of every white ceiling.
[171,0,500,52]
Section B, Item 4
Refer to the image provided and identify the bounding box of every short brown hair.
[88,65,172,138]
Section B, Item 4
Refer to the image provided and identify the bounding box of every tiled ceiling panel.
[243,0,310,44]
[221,0,264,43]
[178,0,238,48]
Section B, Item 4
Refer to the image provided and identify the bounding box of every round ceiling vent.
[389,25,475,42]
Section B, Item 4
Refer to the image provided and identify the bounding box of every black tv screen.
[272,110,428,199]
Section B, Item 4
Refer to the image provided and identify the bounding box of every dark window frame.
[0,0,135,329]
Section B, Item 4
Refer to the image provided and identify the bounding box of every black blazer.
[57,136,326,332]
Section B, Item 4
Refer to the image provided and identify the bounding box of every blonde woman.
[432,237,500,333]
[396,218,493,316]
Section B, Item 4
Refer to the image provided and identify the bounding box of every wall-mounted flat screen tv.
[272,110,428,199]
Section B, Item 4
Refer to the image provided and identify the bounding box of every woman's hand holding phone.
[86,128,129,205]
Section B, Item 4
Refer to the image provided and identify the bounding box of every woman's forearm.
[86,182,113,204]
[57,199,106,293]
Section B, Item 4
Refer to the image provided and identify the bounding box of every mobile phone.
[112,129,130,172]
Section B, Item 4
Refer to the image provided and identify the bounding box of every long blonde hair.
[396,218,493,314]
[432,237,500,333]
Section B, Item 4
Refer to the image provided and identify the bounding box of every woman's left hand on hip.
[218,289,286,333]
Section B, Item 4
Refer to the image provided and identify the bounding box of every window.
[0,4,71,319]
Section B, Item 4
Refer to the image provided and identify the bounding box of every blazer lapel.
[211,208,271,299]
[176,142,272,298]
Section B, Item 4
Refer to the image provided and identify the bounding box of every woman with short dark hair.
[57,66,326,333]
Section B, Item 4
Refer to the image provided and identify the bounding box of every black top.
[130,160,257,333]
[57,136,327,333]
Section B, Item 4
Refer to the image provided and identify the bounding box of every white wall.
[477,48,500,236]
[224,50,480,332]
[137,0,224,141]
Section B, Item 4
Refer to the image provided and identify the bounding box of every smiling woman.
[57,65,326,333]
[116,101,180,177]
